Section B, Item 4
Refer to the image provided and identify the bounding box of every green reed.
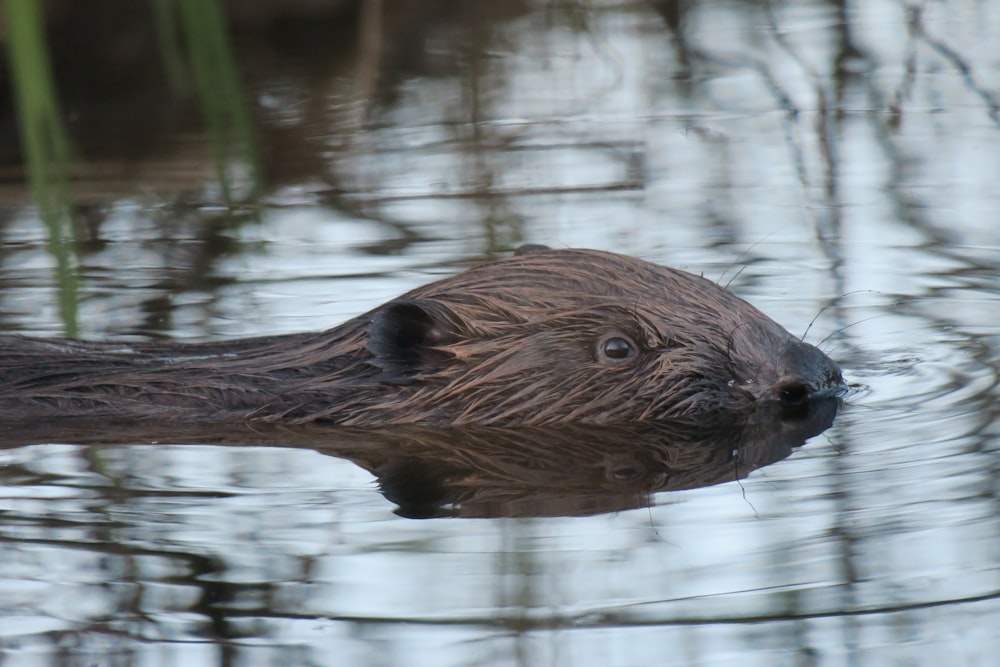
[4,0,79,336]
[4,0,261,335]
[157,0,262,208]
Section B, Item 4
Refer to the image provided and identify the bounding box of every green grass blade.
[4,0,79,336]
[174,0,262,208]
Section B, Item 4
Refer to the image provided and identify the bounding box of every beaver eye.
[598,335,636,362]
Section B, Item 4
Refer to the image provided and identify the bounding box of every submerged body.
[0,247,844,426]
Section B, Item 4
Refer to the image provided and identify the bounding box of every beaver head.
[292,246,845,426]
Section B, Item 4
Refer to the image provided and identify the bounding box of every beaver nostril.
[778,380,811,407]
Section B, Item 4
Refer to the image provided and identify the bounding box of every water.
[1,1,999,665]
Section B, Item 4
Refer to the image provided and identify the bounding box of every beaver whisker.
[801,289,881,343]
[814,314,884,351]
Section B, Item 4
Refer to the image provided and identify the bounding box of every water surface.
[1,1,998,665]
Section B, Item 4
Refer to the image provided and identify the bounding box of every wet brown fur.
[0,247,844,426]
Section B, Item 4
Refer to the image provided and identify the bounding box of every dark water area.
[1,1,999,665]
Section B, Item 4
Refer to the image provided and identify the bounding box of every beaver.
[0,246,845,426]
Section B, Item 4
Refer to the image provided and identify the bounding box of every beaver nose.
[772,340,844,408]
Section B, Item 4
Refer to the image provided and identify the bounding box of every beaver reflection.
[0,247,844,426]
[359,400,840,518]
[0,398,838,518]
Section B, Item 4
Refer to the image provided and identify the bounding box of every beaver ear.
[367,299,454,382]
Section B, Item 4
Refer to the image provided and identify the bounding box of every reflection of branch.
[688,45,812,223]
[337,180,643,203]
[763,2,823,96]
[888,14,919,131]
[765,2,833,175]
[763,1,837,218]
[907,4,1000,126]
[353,0,383,128]
[212,585,1000,629]
[690,47,798,116]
